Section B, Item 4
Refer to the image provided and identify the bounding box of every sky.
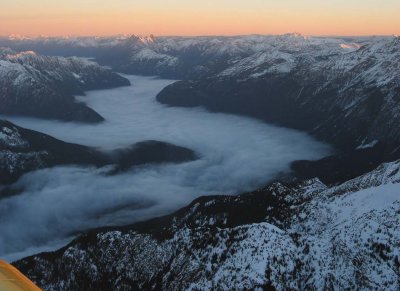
[0,0,399,36]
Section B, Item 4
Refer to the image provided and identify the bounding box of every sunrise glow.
[1,0,399,37]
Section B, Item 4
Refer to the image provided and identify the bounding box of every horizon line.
[1,32,399,39]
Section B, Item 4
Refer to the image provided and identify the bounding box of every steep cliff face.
[0,48,130,122]
[14,160,400,290]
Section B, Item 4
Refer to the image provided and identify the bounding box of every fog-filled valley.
[0,33,399,290]
[0,75,329,261]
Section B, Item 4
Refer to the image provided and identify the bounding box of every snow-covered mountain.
[13,159,400,290]
[0,48,129,122]
[116,34,350,78]
[156,36,400,153]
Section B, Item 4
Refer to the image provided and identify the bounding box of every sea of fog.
[0,75,331,261]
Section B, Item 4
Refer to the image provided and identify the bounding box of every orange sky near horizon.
[1,0,399,37]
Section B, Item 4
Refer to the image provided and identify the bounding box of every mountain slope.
[0,120,197,186]
[13,160,400,290]
[156,37,400,152]
[0,48,130,122]
[0,34,374,79]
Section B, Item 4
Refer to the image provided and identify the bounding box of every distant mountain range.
[1,33,395,78]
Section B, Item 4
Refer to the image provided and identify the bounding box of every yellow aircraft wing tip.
[0,260,41,291]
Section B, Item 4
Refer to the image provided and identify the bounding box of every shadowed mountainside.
[0,120,197,186]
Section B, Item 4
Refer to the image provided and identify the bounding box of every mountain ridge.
[0,48,130,122]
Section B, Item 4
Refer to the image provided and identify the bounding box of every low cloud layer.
[0,75,331,261]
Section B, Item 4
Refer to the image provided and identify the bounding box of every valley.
[0,75,329,262]
[0,33,399,290]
